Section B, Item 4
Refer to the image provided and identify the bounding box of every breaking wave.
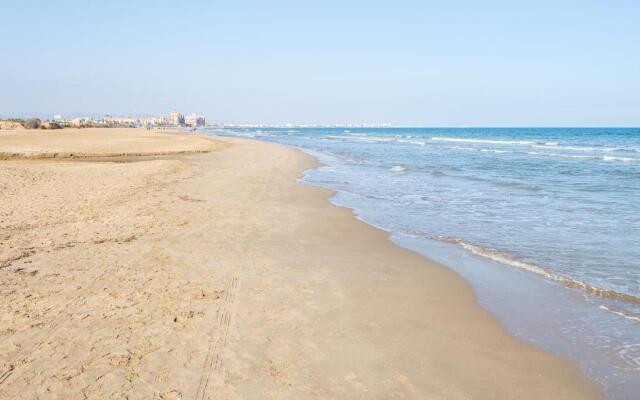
[430,137,537,145]
[446,239,640,314]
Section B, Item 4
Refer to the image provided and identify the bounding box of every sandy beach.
[0,128,602,399]
[0,128,218,160]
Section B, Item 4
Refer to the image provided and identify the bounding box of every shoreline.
[280,131,640,399]
[0,128,602,398]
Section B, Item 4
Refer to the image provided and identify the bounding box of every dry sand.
[0,128,218,160]
[0,128,602,399]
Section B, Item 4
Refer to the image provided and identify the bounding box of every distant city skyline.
[0,110,392,129]
[2,1,639,127]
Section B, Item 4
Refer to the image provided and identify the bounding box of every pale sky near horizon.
[1,0,639,126]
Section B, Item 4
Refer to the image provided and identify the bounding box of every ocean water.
[206,127,640,399]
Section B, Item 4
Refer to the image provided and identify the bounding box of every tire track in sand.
[193,142,283,399]
[194,276,239,400]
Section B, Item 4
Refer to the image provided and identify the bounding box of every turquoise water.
[206,127,640,399]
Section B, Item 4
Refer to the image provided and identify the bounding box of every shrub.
[23,118,41,129]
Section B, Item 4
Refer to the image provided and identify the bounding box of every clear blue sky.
[2,0,639,126]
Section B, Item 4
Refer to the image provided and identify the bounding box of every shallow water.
[207,127,640,399]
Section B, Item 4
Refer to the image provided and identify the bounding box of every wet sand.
[0,128,602,399]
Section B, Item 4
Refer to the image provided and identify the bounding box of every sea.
[204,127,640,399]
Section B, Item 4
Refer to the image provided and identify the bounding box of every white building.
[102,115,141,126]
[184,113,206,127]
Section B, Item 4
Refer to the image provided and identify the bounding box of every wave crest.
[446,239,640,311]
[431,137,536,145]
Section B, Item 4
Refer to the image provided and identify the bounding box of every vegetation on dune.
[22,118,42,129]
[0,119,66,130]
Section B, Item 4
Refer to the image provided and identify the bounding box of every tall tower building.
[170,110,184,126]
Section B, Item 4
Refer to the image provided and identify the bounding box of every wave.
[599,306,640,324]
[441,145,512,154]
[436,145,586,159]
[431,137,537,145]
[446,239,640,311]
[390,165,408,172]
[616,342,640,370]
[437,145,513,155]
[327,135,430,147]
[430,137,638,156]
[327,135,395,143]
[524,152,640,162]
[603,155,640,163]
[313,134,640,162]
[397,138,427,146]
[479,148,509,154]
[531,144,619,152]
[526,151,595,160]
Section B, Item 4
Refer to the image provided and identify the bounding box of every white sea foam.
[616,343,640,369]
[526,151,594,159]
[390,165,408,172]
[532,144,619,152]
[599,306,640,323]
[442,146,511,154]
[431,137,536,145]
[447,146,481,152]
[603,155,640,162]
[452,240,640,307]
[456,241,551,276]
[397,138,427,146]
[523,151,640,163]
[327,135,395,143]
[433,138,630,154]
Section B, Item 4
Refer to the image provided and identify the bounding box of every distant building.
[95,110,206,128]
[184,113,206,127]
[102,115,141,127]
[140,117,161,126]
[70,117,94,127]
[170,110,184,126]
